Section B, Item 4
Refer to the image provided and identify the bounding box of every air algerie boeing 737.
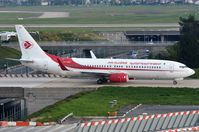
[13,25,195,84]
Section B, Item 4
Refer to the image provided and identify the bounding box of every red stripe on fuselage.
[46,53,70,71]
[46,53,177,72]
[46,53,59,63]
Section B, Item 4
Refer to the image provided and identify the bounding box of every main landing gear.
[173,80,178,85]
[97,78,108,84]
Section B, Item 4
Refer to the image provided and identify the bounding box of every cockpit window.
[179,66,187,68]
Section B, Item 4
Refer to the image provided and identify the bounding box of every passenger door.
[43,61,48,73]
[169,63,174,73]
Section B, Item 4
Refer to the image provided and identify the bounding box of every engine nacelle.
[109,73,129,83]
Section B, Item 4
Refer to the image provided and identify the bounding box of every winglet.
[90,50,97,59]
[57,58,68,71]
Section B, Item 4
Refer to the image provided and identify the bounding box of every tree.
[177,15,199,68]
[167,43,179,61]
[167,15,199,68]
[28,0,41,6]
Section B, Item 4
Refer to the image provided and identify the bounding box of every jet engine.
[109,73,129,82]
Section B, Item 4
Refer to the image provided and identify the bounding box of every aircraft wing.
[56,57,127,77]
[76,69,110,78]
[65,66,127,77]
[79,70,129,78]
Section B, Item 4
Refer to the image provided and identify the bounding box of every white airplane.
[14,25,195,84]
[0,31,16,42]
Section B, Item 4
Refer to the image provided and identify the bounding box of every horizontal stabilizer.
[57,58,68,71]
[6,58,34,63]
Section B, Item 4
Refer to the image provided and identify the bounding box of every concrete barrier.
[162,126,199,132]
[0,121,56,127]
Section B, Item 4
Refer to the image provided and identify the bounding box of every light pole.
[4,64,7,74]
[1,103,4,120]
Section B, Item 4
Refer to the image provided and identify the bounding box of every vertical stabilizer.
[15,25,48,59]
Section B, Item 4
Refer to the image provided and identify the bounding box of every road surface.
[0,77,198,88]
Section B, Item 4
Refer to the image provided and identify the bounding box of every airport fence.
[77,110,199,132]
[0,74,66,78]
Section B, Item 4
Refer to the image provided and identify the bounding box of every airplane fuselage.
[23,57,194,80]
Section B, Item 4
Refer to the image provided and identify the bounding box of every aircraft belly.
[129,71,157,78]
[129,71,169,79]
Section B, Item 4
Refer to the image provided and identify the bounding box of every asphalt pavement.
[0,77,199,88]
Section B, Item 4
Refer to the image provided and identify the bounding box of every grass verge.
[3,27,106,41]
[0,46,21,69]
[0,5,198,24]
[39,31,106,41]
[27,86,199,122]
[0,46,20,59]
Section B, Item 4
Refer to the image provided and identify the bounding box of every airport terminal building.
[125,30,180,43]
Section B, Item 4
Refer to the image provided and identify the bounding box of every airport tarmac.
[120,105,199,118]
[0,77,199,88]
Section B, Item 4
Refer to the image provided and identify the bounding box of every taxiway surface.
[0,77,198,88]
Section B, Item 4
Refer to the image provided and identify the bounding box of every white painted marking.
[48,125,66,132]
[6,127,24,132]
[20,127,36,132]
[34,126,52,132]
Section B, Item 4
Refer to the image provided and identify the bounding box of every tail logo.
[23,41,33,49]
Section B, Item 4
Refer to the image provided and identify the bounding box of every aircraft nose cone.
[191,69,195,75]
[189,68,195,76]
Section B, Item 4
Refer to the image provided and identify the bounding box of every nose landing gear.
[97,78,108,84]
[173,80,177,85]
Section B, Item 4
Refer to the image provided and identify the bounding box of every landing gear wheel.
[97,79,103,84]
[173,80,177,85]
[97,78,108,84]
[102,78,108,83]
